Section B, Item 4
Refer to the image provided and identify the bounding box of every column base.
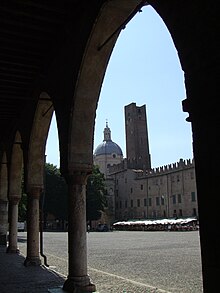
[24,256,41,266]
[63,276,96,293]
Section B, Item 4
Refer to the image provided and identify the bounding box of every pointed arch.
[9,131,23,197]
[26,92,54,190]
[67,1,143,173]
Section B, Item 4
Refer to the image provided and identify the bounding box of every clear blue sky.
[46,5,193,168]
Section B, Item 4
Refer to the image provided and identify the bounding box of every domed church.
[93,122,123,177]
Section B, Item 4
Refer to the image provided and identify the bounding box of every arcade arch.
[7,131,23,253]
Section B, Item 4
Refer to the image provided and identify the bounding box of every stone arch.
[67,1,144,173]
[26,92,54,191]
[8,131,23,198]
[0,152,8,245]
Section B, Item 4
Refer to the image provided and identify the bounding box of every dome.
[94,121,123,157]
[94,140,123,156]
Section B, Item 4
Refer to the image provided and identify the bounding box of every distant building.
[94,121,123,177]
[94,103,197,225]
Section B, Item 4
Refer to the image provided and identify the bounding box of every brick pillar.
[24,186,41,266]
[7,196,20,253]
[63,171,96,293]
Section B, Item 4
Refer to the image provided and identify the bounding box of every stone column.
[63,171,96,293]
[7,196,20,253]
[24,186,41,266]
[0,199,8,245]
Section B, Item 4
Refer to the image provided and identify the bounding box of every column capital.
[27,185,42,199]
[7,195,20,205]
[0,199,8,204]
[63,163,93,185]
[65,170,91,185]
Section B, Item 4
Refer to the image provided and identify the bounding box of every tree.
[18,170,27,221]
[18,193,27,222]
[43,163,68,223]
[86,165,107,223]
[18,163,107,227]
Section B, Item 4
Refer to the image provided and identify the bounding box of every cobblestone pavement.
[17,231,203,293]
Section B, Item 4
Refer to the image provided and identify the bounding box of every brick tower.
[125,102,151,170]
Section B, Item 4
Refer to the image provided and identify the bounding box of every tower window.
[191,192,196,202]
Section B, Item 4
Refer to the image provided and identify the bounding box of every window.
[172,195,176,204]
[191,192,196,202]
[141,184,143,190]
[130,188,133,193]
[131,199,133,207]
[144,198,147,206]
[148,198,152,206]
[156,197,160,206]
[161,196,165,205]
[125,178,127,183]
[179,209,183,217]
[137,199,140,207]
[119,201,122,209]
[177,175,180,182]
[178,194,182,203]
[190,172,194,180]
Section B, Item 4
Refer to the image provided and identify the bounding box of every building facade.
[94,103,198,224]
[109,158,197,222]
